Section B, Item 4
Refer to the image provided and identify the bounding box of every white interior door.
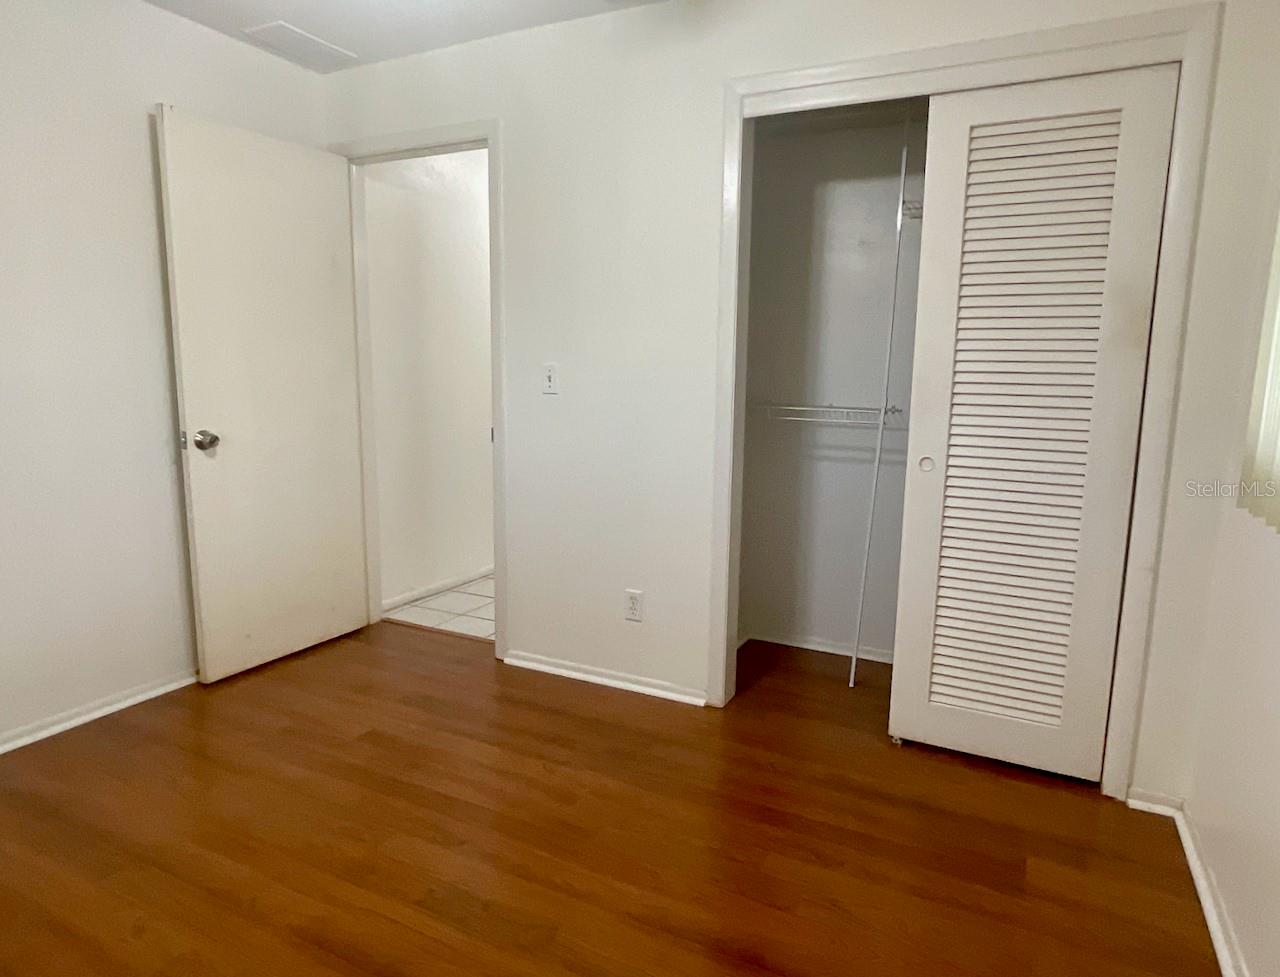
[157,105,368,683]
[889,65,1177,779]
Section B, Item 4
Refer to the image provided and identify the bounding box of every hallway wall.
[362,151,494,608]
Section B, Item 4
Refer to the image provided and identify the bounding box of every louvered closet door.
[889,65,1177,779]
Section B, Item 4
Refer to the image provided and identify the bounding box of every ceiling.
[144,0,667,73]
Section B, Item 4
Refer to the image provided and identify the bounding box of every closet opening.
[354,146,499,642]
[723,63,1182,784]
[736,98,929,689]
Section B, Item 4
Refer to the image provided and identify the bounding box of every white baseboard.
[1126,788,1185,810]
[0,670,198,756]
[854,644,894,664]
[382,565,494,613]
[1127,796,1248,977]
[502,650,706,706]
[744,632,894,663]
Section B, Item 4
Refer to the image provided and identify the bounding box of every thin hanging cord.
[850,104,913,688]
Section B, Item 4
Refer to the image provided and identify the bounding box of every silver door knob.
[193,429,220,451]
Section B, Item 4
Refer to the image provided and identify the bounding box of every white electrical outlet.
[541,362,560,395]
[624,589,644,623]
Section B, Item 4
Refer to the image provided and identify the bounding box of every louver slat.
[926,108,1119,727]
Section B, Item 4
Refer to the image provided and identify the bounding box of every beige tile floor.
[384,573,495,638]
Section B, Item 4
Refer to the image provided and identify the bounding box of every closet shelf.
[751,403,904,426]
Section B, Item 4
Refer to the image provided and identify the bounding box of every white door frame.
[332,120,510,662]
[707,5,1222,799]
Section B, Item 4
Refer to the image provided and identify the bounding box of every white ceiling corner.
[143,0,668,73]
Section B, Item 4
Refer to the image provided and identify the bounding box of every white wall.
[1184,511,1280,977]
[0,0,323,748]
[1129,1,1278,796]
[320,0,1216,699]
[1132,0,1280,972]
[362,151,494,607]
[322,6,1278,967]
[738,109,924,660]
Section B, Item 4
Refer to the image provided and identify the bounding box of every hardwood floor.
[0,626,1216,977]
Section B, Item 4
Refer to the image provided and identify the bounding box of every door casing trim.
[336,120,511,663]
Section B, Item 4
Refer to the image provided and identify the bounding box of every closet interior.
[737,98,928,685]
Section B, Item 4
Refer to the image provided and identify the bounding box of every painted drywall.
[1185,510,1280,977]
[1134,0,1280,971]
[321,0,1213,699]
[362,151,494,607]
[738,109,925,660]
[0,0,324,747]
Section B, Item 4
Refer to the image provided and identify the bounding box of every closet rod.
[751,403,903,425]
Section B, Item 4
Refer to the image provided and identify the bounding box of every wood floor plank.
[0,627,1216,976]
